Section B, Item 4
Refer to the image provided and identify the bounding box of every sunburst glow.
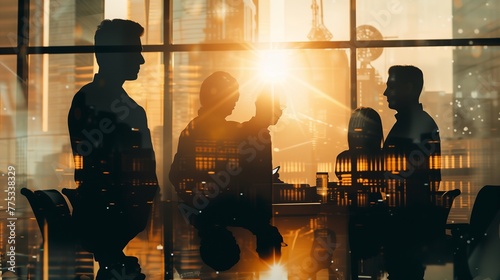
[260,263,288,280]
[257,50,289,82]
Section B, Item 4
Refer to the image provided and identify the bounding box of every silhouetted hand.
[255,91,282,126]
[255,225,286,264]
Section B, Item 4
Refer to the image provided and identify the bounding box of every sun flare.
[256,50,289,82]
[260,263,288,280]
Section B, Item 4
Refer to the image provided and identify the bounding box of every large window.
[1,0,499,279]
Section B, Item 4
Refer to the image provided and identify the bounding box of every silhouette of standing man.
[169,72,284,272]
[381,65,441,280]
[383,65,441,205]
[68,19,158,280]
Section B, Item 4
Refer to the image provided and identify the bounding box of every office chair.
[448,185,500,280]
[21,188,73,243]
[21,188,94,279]
[349,188,461,280]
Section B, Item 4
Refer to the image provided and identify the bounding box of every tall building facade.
[453,0,500,139]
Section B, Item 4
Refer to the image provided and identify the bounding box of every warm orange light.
[257,51,289,82]
[214,2,228,21]
[260,264,288,280]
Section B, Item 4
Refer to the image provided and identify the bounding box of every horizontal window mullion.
[1,38,498,56]
[356,38,500,48]
[0,48,18,55]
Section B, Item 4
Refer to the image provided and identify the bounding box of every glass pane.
[357,46,500,223]
[29,0,163,46]
[453,0,500,39]
[0,56,26,274]
[0,56,16,168]
[172,0,349,44]
[172,49,351,184]
[170,49,352,278]
[24,52,164,278]
[357,0,453,40]
[357,0,500,40]
[0,56,18,240]
[0,0,18,47]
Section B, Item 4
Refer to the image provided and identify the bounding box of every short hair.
[94,19,144,64]
[388,65,424,95]
[199,71,239,107]
[95,19,144,47]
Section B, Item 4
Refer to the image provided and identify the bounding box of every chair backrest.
[21,188,72,240]
[469,185,500,240]
[434,189,461,209]
[427,189,461,236]
[21,188,45,234]
[467,185,500,278]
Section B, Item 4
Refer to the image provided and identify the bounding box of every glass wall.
[29,0,163,46]
[356,1,452,40]
[0,56,17,168]
[1,0,499,279]
[0,0,18,47]
[172,0,350,43]
[172,49,351,186]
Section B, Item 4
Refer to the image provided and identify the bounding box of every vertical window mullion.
[16,0,30,185]
[163,1,175,280]
[350,0,357,111]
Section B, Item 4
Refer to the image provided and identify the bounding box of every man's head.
[199,71,240,117]
[94,19,145,81]
[383,65,424,111]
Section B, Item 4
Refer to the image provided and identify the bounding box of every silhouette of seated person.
[335,107,385,198]
[67,19,159,280]
[380,65,442,280]
[169,72,284,272]
[335,107,386,278]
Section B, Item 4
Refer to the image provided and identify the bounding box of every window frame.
[1,1,500,278]
[3,0,499,185]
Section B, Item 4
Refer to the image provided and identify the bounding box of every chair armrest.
[62,188,80,208]
[446,223,470,237]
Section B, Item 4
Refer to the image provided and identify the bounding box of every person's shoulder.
[336,149,350,158]
[117,90,145,114]
[419,109,439,128]
[71,82,97,103]
[68,85,94,124]
[122,92,141,107]
[237,117,271,132]
[179,117,201,136]
[70,91,86,110]
[228,120,242,128]
[406,106,437,128]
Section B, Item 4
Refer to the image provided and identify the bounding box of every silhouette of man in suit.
[169,72,284,272]
[68,19,158,280]
[383,65,441,206]
[381,65,442,280]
